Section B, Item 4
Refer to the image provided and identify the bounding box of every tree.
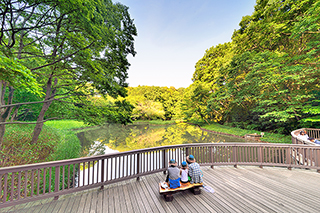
[0,0,137,147]
[180,82,210,124]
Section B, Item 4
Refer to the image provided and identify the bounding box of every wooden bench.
[159,182,203,202]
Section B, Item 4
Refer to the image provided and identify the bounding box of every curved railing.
[1,143,320,208]
[291,128,320,145]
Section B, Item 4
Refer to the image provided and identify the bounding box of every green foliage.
[126,86,184,120]
[201,123,291,144]
[0,124,57,167]
[187,0,320,134]
[180,82,210,123]
[134,120,177,125]
[0,0,137,145]
[45,120,89,130]
[1,120,84,167]
[0,51,43,96]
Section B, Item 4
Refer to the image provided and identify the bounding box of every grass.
[133,119,176,125]
[45,120,89,130]
[1,120,89,168]
[201,122,292,144]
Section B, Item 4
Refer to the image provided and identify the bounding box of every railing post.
[186,147,190,156]
[210,146,214,169]
[163,149,168,174]
[286,147,292,170]
[137,153,140,180]
[54,166,60,200]
[100,159,105,190]
[258,146,263,169]
[317,149,320,173]
[233,146,237,168]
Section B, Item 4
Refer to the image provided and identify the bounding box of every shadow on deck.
[1,166,320,213]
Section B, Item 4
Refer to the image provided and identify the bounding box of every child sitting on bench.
[180,161,189,183]
[165,159,180,189]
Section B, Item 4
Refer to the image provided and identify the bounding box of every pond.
[77,122,245,156]
[76,122,247,186]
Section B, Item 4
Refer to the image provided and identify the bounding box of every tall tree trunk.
[31,76,57,144]
[0,83,14,149]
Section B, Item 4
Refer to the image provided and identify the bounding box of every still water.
[76,123,245,186]
[77,122,245,156]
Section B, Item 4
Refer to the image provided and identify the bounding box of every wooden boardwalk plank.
[145,173,177,213]
[2,166,320,213]
[122,184,134,213]
[76,191,89,213]
[126,180,143,213]
[82,190,92,213]
[108,186,115,213]
[205,169,279,212]
[117,183,127,213]
[205,168,276,212]
[135,178,154,213]
[90,190,98,213]
[96,189,103,213]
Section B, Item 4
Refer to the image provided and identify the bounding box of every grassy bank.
[200,122,292,144]
[133,120,177,125]
[1,120,89,168]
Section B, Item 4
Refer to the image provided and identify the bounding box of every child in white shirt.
[180,161,189,183]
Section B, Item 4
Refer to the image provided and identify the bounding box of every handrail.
[1,143,320,208]
[291,128,320,145]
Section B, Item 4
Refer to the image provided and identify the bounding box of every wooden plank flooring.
[1,166,320,213]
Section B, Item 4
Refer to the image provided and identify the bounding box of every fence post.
[286,147,292,170]
[54,166,60,200]
[233,146,238,168]
[210,146,214,169]
[258,146,263,169]
[100,159,105,190]
[163,149,168,174]
[317,149,320,173]
[137,153,140,180]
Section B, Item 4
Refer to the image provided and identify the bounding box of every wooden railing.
[291,128,320,145]
[1,143,320,208]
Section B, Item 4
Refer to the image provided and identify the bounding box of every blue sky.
[116,0,256,88]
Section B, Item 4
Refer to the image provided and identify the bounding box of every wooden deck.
[1,166,320,213]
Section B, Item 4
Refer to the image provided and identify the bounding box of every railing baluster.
[83,162,85,186]
[31,170,34,197]
[3,174,7,203]
[118,157,120,179]
[43,168,46,194]
[87,161,90,185]
[100,160,104,190]
[67,165,70,189]
[93,161,95,184]
[62,166,65,190]
[123,156,125,177]
[106,158,109,181]
[54,166,59,200]
[10,173,14,201]
[73,164,76,188]
[37,169,40,196]
[17,172,21,199]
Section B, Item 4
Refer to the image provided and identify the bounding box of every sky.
[115,0,256,88]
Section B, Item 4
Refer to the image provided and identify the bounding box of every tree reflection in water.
[77,123,245,156]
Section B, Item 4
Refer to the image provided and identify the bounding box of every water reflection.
[76,123,245,186]
[77,122,245,156]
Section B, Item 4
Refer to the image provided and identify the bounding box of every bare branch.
[0,117,63,125]
[0,95,72,109]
